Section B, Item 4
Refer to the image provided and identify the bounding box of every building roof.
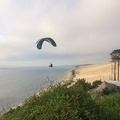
[105,80,120,87]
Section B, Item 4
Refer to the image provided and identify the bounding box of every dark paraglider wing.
[36,37,57,49]
[36,38,45,49]
[45,38,57,47]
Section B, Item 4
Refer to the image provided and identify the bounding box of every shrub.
[1,79,120,120]
[102,87,120,95]
[97,93,120,120]
[75,78,92,91]
[91,80,102,89]
[0,80,100,120]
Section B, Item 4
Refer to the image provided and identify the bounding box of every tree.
[110,49,120,80]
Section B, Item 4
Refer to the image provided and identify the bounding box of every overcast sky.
[0,0,120,67]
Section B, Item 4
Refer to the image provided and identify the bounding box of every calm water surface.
[0,65,73,111]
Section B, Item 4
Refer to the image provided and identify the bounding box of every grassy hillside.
[0,79,120,120]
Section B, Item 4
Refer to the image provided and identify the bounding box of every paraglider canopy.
[36,37,57,49]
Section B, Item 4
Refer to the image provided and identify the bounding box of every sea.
[0,65,74,111]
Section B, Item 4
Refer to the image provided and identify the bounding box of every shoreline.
[0,65,74,116]
[0,62,112,116]
[67,62,112,83]
[63,62,113,84]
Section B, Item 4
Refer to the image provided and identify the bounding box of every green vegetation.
[97,93,120,120]
[91,80,102,89]
[0,79,120,120]
[102,87,120,95]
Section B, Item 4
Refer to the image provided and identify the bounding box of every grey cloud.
[0,0,120,66]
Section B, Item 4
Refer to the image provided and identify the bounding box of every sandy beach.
[65,62,112,83]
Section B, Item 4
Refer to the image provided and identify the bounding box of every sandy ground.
[74,62,113,83]
[65,62,113,83]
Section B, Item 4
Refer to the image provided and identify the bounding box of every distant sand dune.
[65,62,114,83]
[74,62,112,83]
